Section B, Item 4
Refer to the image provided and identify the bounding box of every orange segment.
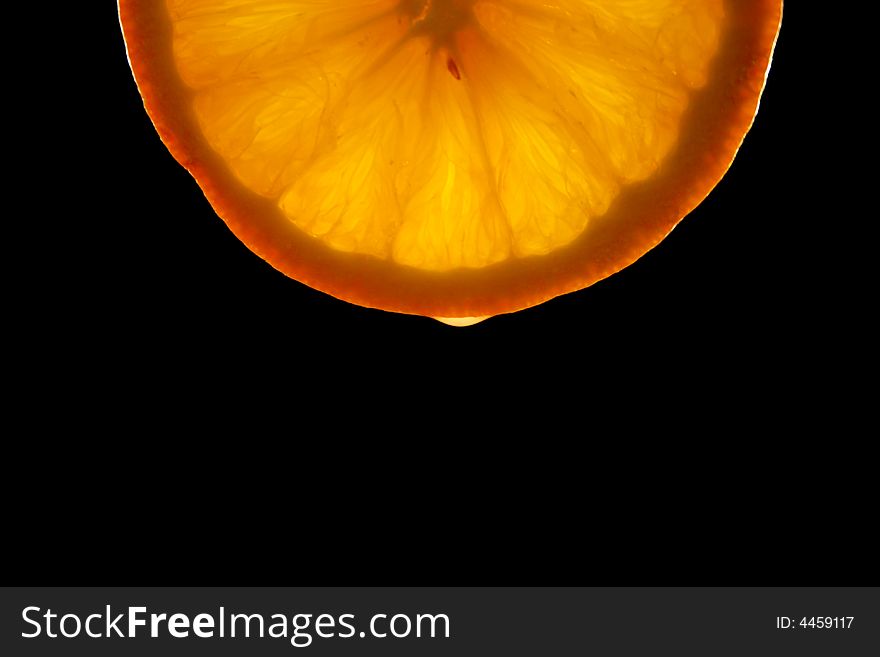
[120,0,782,318]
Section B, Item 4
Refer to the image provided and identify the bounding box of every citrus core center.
[408,0,476,45]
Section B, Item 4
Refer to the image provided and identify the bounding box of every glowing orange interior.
[167,0,724,271]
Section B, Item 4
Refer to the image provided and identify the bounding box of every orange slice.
[119,0,782,321]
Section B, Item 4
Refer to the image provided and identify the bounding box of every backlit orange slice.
[119,0,782,321]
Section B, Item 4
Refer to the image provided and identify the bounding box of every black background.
[7,4,873,586]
